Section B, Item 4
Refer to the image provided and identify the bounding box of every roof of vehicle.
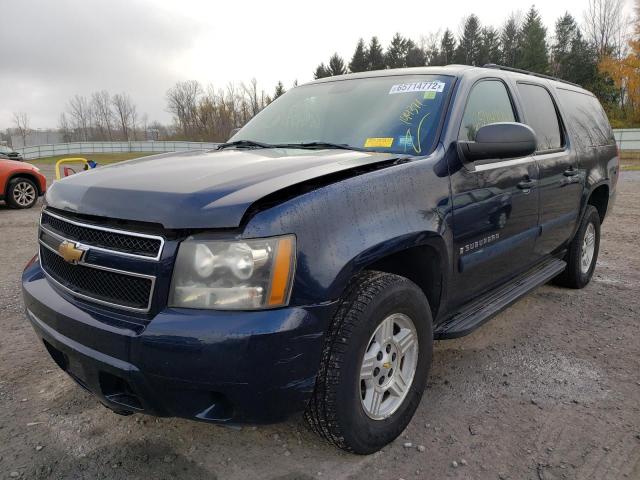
[306,64,593,97]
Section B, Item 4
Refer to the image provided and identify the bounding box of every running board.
[434,258,566,339]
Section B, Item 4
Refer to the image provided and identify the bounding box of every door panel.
[534,151,582,254]
[448,161,540,307]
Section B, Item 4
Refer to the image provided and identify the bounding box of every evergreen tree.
[328,53,347,76]
[479,27,501,65]
[313,63,331,79]
[437,29,456,65]
[367,36,386,70]
[551,13,578,77]
[405,39,427,67]
[385,33,410,68]
[566,30,600,89]
[274,81,286,99]
[500,14,521,67]
[517,6,549,73]
[454,15,482,65]
[349,38,369,73]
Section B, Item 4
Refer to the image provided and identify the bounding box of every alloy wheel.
[359,313,419,420]
[13,181,36,207]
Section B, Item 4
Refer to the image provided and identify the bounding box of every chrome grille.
[38,209,162,313]
[39,246,153,311]
[41,210,163,259]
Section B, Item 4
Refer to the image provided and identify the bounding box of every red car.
[0,159,47,209]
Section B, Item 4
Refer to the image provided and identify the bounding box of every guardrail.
[15,141,220,160]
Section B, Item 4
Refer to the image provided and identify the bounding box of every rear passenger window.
[459,80,516,141]
[556,88,613,149]
[517,83,562,151]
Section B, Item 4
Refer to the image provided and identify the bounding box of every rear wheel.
[305,271,432,454]
[554,205,601,289]
[7,177,38,209]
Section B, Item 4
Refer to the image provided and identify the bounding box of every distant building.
[11,130,64,148]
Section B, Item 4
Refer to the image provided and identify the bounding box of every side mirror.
[457,122,536,162]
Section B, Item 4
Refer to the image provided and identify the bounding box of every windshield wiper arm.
[273,141,365,152]
[216,140,275,150]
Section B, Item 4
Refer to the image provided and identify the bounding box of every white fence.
[614,129,640,151]
[15,141,220,160]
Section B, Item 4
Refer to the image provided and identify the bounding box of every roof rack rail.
[482,63,582,88]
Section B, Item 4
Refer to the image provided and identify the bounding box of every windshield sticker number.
[364,137,394,148]
[389,81,445,95]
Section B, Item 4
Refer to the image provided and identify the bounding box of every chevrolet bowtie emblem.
[383,362,392,369]
[58,240,85,264]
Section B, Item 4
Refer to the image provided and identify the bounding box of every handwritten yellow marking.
[403,112,431,154]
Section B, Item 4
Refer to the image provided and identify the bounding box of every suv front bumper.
[22,263,336,423]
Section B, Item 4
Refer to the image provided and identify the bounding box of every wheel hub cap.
[581,222,596,274]
[359,313,418,420]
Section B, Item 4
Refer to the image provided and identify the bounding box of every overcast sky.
[0,0,630,129]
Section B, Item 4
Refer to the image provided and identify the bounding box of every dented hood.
[45,148,398,229]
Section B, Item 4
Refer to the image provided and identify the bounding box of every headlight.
[169,235,296,310]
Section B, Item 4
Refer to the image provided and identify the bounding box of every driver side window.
[459,80,516,141]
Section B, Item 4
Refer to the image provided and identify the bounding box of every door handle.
[517,179,536,189]
[563,167,579,177]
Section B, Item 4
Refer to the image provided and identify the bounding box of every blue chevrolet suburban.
[22,64,618,453]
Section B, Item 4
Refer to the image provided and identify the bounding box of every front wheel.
[305,271,432,454]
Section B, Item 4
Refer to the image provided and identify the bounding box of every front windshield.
[232,74,454,155]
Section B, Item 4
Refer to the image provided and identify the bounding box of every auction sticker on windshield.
[364,137,394,148]
[389,81,445,95]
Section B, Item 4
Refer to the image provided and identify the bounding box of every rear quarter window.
[556,88,613,150]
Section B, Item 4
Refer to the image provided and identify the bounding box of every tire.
[554,205,601,289]
[305,271,433,454]
[7,177,38,209]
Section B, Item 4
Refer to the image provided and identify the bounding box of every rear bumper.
[22,263,336,423]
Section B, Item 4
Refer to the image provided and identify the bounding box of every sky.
[0,0,631,130]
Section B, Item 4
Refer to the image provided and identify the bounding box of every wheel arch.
[5,172,43,197]
[587,182,610,223]
[341,232,449,322]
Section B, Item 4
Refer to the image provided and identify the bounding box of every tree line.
[314,0,635,126]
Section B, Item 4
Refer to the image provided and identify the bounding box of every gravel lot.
[0,166,638,479]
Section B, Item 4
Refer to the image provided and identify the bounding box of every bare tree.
[68,95,91,141]
[91,90,114,140]
[584,0,628,58]
[166,80,202,138]
[12,112,30,148]
[112,93,137,140]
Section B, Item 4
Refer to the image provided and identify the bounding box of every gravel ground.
[0,167,638,480]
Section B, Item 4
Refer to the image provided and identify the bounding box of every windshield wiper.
[272,141,365,152]
[216,140,275,150]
